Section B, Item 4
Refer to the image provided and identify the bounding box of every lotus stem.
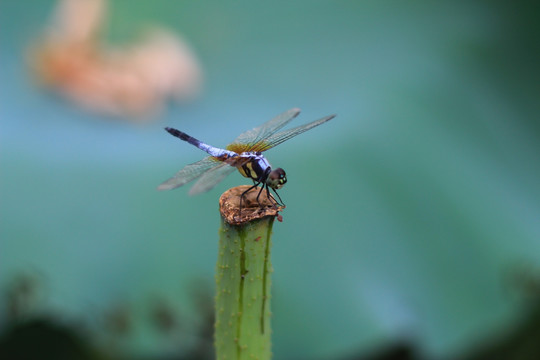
[214,185,284,360]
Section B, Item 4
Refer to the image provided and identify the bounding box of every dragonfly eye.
[267,168,287,189]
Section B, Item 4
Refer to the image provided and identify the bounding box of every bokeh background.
[1,1,540,359]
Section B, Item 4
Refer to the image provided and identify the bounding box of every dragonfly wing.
[253,114,336,152]
[157,156,221,191]
[229,108,301,152]
[189,162,237,195]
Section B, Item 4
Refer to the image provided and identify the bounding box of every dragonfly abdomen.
[165,127,235,158]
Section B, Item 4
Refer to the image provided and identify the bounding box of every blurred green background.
[1,1,540,359]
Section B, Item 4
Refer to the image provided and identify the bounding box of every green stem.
[214,186,282,360]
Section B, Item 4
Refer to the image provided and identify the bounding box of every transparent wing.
[228,108,301,152]
[157,156,221,191]
[249,114,336,152]
[188,162,237,195]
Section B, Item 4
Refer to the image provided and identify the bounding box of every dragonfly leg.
[262,185,283,209]
[264,185,275,207]
[255,185,266,207]
[270,188,285,207]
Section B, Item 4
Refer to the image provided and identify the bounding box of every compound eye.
[275,168,286,187]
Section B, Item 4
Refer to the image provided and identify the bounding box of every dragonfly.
[158,108,336,208]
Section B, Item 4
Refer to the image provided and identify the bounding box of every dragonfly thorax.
[235,152,286,189]
[236,152,271,181]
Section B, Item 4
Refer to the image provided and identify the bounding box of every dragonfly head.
[267,168,287,189]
